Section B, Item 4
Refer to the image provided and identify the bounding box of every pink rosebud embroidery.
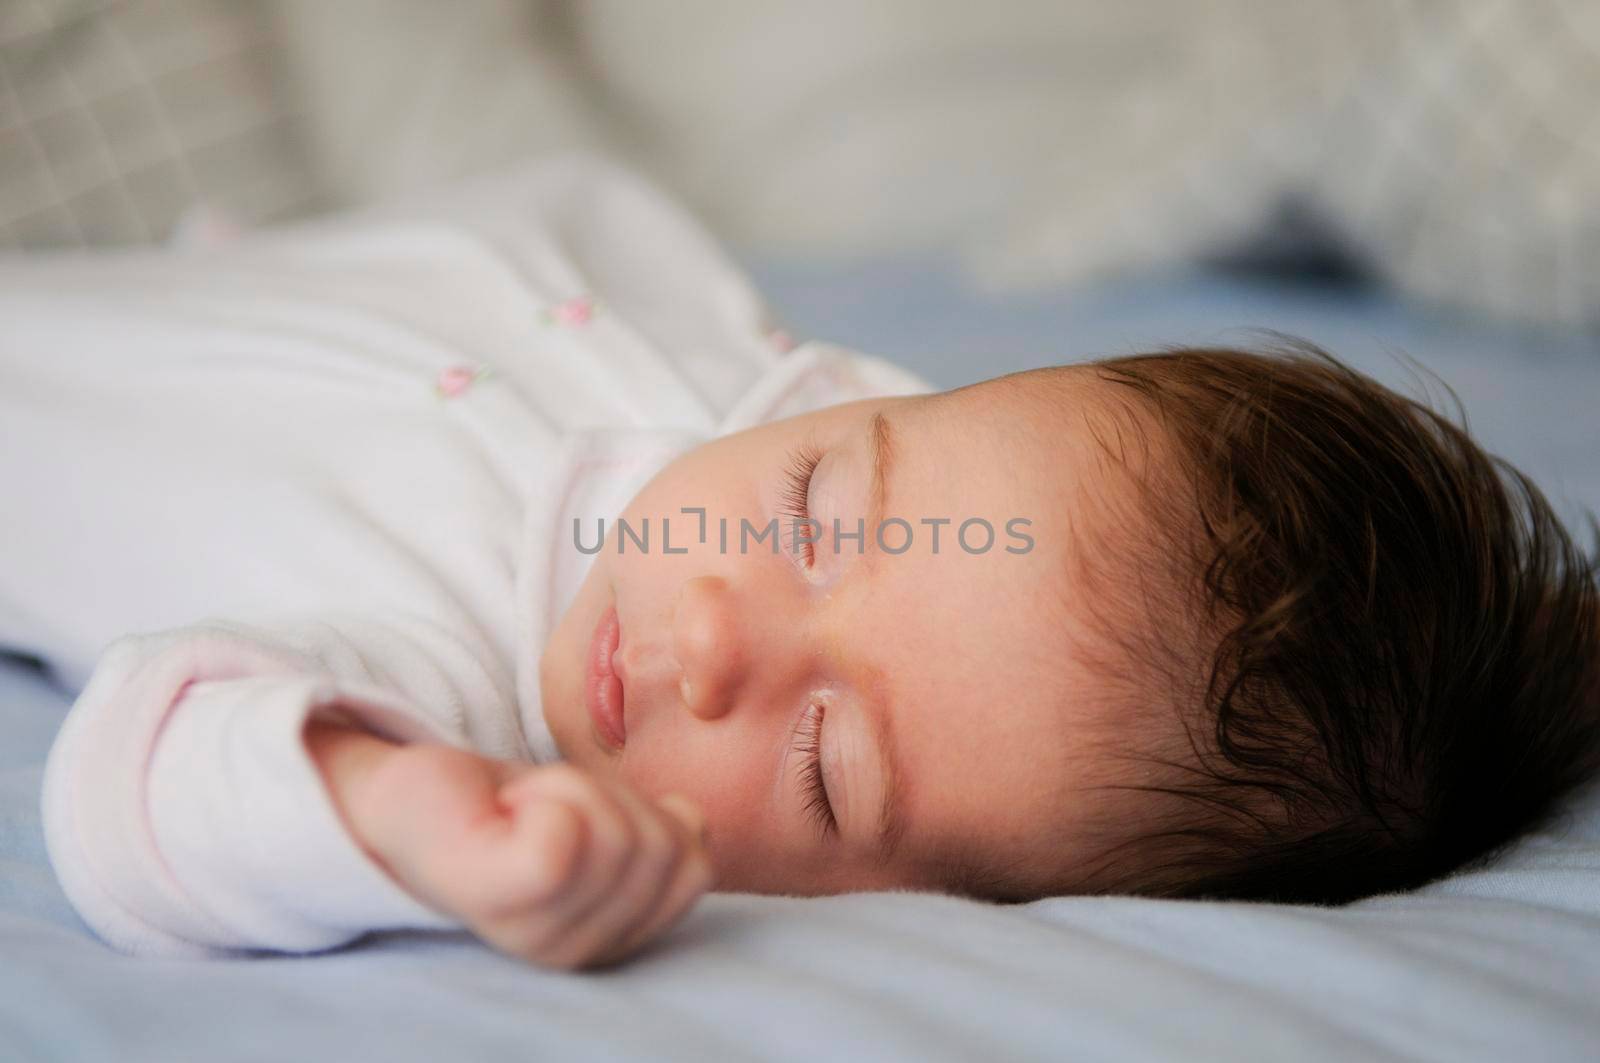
[546,295,596,327]
[767,328,797,354]
[435,364,486,398]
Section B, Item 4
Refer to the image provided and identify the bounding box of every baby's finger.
[535,786,703,968]
[505,795,590,902]
[547,794,710,966]
[656,793,707,847]
[589,840,714,969]
[489,766,639,953]
[455,792,587,917]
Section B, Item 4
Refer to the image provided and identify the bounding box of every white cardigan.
[0,156,929,958]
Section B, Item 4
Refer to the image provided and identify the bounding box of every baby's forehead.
[941,364,1161,450]
[924,368,1174,539]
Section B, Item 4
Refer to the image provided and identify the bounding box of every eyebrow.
[866,672,909,863]
[868,410,895,531]
[862,411,909,863]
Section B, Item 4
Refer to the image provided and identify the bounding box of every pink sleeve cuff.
[42,628,465,957]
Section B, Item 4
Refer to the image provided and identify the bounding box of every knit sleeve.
[40,611,519,958]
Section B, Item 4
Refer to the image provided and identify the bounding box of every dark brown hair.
[964,339,1600,905]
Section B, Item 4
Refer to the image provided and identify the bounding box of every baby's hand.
[306,723,714,970]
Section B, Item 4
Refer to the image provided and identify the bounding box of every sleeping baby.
[7,156,1597,971]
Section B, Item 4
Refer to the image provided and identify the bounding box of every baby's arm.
[42,614,710,968]
[305,723,712,970]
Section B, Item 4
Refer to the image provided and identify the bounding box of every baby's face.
[541,369,1151,897]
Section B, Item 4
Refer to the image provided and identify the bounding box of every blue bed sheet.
[4,262,1599,1062]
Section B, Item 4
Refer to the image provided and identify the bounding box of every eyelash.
[793,701,837,840]
[778,442,823,566]
[780,444,834,837]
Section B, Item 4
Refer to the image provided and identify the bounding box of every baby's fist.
[461,764,715,969]
[307,727,714,970]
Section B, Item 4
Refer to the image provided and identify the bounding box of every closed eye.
[778,441,823,566]
[793,700,836,839]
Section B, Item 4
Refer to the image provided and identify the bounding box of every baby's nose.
[673,575,745,720]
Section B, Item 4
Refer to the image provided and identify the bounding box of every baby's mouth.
[584,605,627,750]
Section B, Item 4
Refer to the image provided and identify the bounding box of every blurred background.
[3,1,1598,489]
[6,1,1600,315]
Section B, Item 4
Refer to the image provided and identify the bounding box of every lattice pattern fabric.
[973,0,1600,333]
[4,1,1597,333]
[1318,0,1600,331]
[0,0,317,248]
